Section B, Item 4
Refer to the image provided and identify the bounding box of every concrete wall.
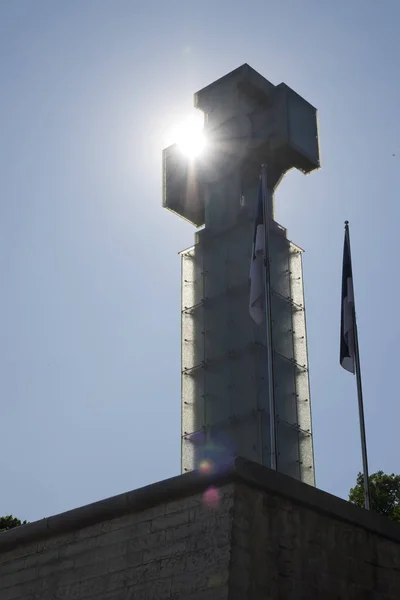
[231,484,400,599]
[1,458,399,600]
[230,460,400,600]
[0,480,234,600]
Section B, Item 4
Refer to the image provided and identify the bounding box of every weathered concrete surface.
[0,458,399,599]
[0,481,233,600]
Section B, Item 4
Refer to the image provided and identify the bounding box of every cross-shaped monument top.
[163,64,320,227]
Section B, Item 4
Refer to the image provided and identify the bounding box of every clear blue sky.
[1,0,399,522]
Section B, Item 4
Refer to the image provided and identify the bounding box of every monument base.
[0,458,399,599]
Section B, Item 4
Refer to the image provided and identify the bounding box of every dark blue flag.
[340,225,355,373]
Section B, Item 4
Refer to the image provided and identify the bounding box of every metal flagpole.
[261,165,277,471]
[346,222,371,510]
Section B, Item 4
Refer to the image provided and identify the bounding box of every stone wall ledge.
[1,457,399,553]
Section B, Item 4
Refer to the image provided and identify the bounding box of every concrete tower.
[163,65,320,485]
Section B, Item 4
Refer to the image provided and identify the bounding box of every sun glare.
[175,114,206,159]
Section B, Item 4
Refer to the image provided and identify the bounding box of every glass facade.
[180,182,314,485]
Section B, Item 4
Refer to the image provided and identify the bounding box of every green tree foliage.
[0,515,28,533]
[349,471,400,524]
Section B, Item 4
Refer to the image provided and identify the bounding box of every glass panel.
[273,354,297,425]
[271,294,294,361]
[288,241,314,485]
[182,306,204,372]
[228,287,263,350]
[204,299,230,361]
[229,352,259,417]
[299,430,315,486]
[181,246,204,309]
[277,419,301,480]
[181,437,195,472]
[204,364,230,426]
[270,228,291,299]
[182,368,204,436]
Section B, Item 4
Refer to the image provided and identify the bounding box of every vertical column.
[181,244,205,472]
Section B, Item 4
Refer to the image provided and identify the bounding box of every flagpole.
[261,165,277,471]
[345,221,371,510]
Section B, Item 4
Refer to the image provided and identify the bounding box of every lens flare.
[203,486,220,510]
[188,428,236,477]
[199,459,214,474]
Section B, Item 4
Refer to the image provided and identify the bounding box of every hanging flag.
[339,221,371,509]
[249,182,265,324]
[340,223,355,373]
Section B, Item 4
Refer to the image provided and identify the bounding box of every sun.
[175,113,206,159]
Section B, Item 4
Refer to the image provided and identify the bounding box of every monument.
[163,64,320,484]
[2,65,400,600]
